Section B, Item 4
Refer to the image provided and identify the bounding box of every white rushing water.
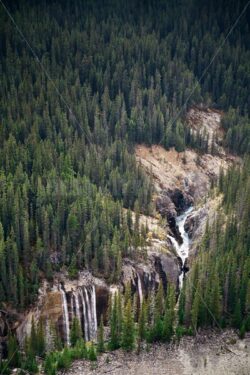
[137,273,143,306]
[60,285,70,346]
[168,207,193,289]
[74,291,82,331]
[80,288,89,342]
[60,285,98,345]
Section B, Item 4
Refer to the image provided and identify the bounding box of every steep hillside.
[0,0,249,373]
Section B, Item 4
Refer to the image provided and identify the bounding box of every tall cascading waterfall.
[79,288,89,342]
[59,285,70,346]
[82,286,97,341]
[91,285,98,335]
[168,207,193,289]
[59,285,97,345]
[73,291,82,331]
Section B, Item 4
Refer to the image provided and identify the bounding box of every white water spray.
[137,273,143,306]
[168,207,193,289]
[60,285,70,346]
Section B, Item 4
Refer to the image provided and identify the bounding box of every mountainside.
[0,1,249,374]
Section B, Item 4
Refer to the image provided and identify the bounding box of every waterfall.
[75,286,98,342]
[169,207,193,289]
[80,289,89,342]
[84,288,92,339]
[137,273,143,306]
[70,293,74,321]
[74,291,82,331]
[59,284,97,344]
[91,285,98,333]
[60,285,70,346]
[167,234,179,252]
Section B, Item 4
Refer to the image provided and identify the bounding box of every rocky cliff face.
[14,246,180,347]
[136,108,239,243]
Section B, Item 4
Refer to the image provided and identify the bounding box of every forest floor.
[64,330,250,375]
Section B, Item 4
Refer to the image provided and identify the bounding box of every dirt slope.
[136,145,236,202]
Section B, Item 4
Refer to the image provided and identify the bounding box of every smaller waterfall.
[74,291,82,330]
[168,207,193,289]
[60,285,70,346]
[91,285,98,333]
[84,288,92,338]
[137,273,143,306]
[80,289,89,342]
[70,294,74,321]
[167,234,179,252]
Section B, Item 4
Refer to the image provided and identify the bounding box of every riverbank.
[63,330,250,375]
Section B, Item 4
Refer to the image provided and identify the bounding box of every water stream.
[60,285,70,346]
[137,273,143,306]
[168,207,193,289]
[60,285,97,345]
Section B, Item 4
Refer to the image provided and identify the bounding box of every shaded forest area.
[179,159,250,335]
[0,0,249,309]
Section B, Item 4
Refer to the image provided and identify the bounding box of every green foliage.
[0,360,11,375]
[162,284,176,341]
[97,315,105,353]
[70,340,87,360]
[44,353,58,375]
[44,348,73,375]
[239,324,246,340]
[57,348,72,370]
[21,352,39,374]
[88,342,97,361]
[121,299,135,351]
[25,318,46,359]
[1,1,250,369]
[70,317,82,347]
[183,159,250,331]
[0,0,249,312]
[7,334,21,368]
[175,325,194,340]
[137,299,148,352]
[109,292,122,350]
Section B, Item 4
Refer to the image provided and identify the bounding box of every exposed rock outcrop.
[14,246,180,347]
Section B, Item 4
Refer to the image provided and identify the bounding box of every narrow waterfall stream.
[60,285,70,346]
[137,273,143,306]
[168,207,193,289]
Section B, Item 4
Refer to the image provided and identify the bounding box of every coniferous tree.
[137,300,148,353]
[70,317,82,347]
[97,315,105,353]
[163,284,176,342]
[121,299,135,351]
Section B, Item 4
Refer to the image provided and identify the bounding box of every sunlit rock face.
[15,274,109,346]
[13,248,181,348]
[121,250,180,298]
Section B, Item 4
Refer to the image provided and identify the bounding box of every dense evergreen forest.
[0,0,250,308]
[179,159,250,335]
[0,1,250,371]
